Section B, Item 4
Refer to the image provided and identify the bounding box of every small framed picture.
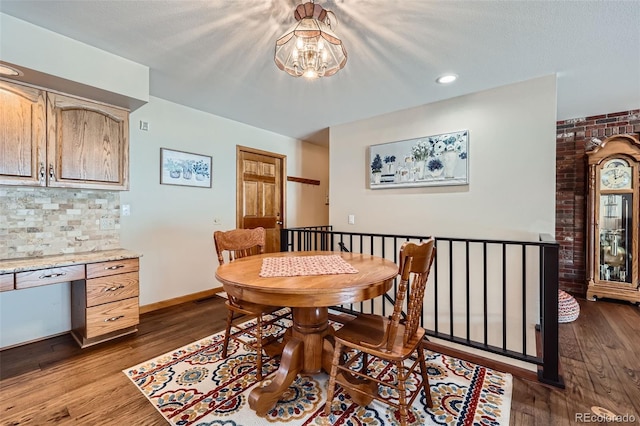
[160,148,212,188]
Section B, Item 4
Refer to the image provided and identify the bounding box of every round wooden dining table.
[215,250,398,416]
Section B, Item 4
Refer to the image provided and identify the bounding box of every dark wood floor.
[0,295,638,425]
[511,298,640,425]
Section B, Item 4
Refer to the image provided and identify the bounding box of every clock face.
[601,166,632,189]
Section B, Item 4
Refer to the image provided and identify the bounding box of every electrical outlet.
[100,218,115,230]
[122,204,131,216]
[348,214,355,225]
[139,120,149,131]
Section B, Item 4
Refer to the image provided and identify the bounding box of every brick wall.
[556,109,640,296]
[0,187,120,259]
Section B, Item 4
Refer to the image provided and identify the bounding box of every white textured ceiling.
[1,0,639,144]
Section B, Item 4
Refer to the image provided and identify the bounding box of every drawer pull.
[105,285,125,292]
[104,315,124,322]
[39,272,67,279]
[105,265,125,270]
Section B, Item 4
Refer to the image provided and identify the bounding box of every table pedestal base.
[249,307,329,416]
[248,307,380,416]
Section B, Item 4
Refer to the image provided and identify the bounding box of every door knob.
[276,221,283,225]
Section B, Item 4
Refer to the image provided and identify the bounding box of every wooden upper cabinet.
[0,79,130,190]
[0,80,47,186]
[47,92,129,190]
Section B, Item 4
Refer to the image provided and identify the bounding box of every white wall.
[329,76,556,368]
[0,14,328,346]
[0,13,148,110]
[329,76,557,241]
[121,96,329,306]
[0,96,329,348]
[0,14,148,348]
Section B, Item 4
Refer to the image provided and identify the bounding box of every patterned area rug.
[124,314,512,425]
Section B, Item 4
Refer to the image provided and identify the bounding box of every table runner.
[259,255,358,277]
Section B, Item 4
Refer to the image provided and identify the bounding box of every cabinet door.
[47,92,129,190]
[0,80,46,186]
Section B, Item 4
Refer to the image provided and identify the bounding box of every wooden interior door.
[236,146,286,253]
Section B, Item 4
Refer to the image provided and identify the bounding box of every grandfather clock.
[586,134,640,304]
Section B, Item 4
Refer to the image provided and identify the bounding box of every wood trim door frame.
[236,145,287,244]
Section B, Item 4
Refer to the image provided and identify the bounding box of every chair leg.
[396,361,408,426]
[255,315,263,381]
[417,345,433,408]
[324,342,343,417]
[222,309,234,358]
[361,353,368,375]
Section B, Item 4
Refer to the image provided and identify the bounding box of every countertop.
[0,249,142,274]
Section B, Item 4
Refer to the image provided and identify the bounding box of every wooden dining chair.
[324,239,436,426]
[214,227,290,380]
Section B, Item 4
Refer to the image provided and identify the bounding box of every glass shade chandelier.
[275,2,347,79]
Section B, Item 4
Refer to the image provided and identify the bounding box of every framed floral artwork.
[369,130,469,189]
[160,148,212,188]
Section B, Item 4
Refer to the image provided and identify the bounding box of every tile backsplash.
[0,187,120,259]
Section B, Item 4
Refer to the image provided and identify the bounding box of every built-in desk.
[0,249,141,348]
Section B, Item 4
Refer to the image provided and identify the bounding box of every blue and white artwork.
[369,130,469,188]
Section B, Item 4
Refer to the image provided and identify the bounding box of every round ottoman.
[558,290,580,323]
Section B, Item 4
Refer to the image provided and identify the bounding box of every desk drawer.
[86,272,139,307]
[86,297,139,338]
[0,274,14,292]
[86,258,139,279]
[16,265,85,289]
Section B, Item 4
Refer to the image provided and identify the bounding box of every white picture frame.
[369,130,469,189]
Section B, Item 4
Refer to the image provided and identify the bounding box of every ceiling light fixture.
[436,74,458,84]
[275,1,347,79]
[0,64,23,76]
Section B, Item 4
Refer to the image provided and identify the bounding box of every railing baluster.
[370,235,375,313]
[502,244,507,351]
[522,244,527,357]
[434,239,439,334]
[466,240,470,343]
[483,242,488,346]
[449,241,454,338]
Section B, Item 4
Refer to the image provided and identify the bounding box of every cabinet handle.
[48,164,56,181]
[39,163,45,183]
[104,315,124,322]
[39,272,67,279]
[105,265,125,270]
[105,285,125,292]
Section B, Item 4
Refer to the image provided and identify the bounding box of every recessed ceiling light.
[436,74,458,84]
[0,64,23,76]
